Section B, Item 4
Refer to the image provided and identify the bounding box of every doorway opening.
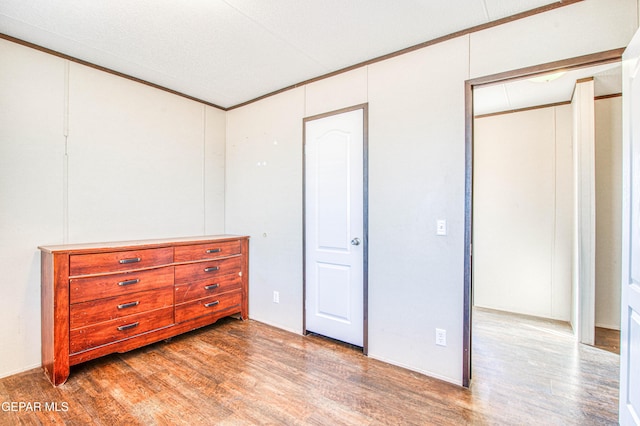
[463,50,624,387]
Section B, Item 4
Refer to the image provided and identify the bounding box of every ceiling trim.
[474,92,622,119]
[0,33,227,111]
[1,0,583,111]
[475,100,572,119]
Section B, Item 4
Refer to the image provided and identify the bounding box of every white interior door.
[304,108,364,347]
[620,30,640,426]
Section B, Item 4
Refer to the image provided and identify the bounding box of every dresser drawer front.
[70,267,174,304]
[70,287,174,330]
[174,240,241,262]
[175,274,242,304]
[70,307,174,354]
[174,256,242,284]
[69,247,173,276]
[175,291,242,323]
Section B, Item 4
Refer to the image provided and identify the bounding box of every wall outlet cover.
[435,328,447,346]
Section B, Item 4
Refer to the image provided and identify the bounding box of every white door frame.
[302,103,368,354]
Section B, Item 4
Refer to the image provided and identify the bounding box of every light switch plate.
[436,219,447,236]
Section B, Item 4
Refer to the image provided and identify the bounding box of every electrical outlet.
[273,291,280,304]
[435,328,447,346]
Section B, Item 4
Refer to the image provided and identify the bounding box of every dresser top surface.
[39,234,249,254]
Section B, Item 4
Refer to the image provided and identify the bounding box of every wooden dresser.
[39,235,249,386]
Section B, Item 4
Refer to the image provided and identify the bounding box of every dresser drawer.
[70,287,174,330]
[175,290,242,323]
[174,240,241,262]
[69,247,173,276]
[174,256,242,284]
[70,267,174,304]
[175,274,242,304]
[70,307,174,354]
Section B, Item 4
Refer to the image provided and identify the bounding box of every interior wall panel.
[553,104,574,320]
[205,105,227,234]
[474,105,575,321]
[304,67,368,117]
[66,63,208,242]
[595,96,622,329]
[0,39,65,378]
[225,87,306,334]
[367,36,469,384]
[474,108,557,318]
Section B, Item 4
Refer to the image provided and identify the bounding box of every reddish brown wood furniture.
[39,235,249,386]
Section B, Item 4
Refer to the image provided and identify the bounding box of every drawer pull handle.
[204,266,220,272]
[204,283,220,290]
[118,278,140,286]
[206,248,222,254]
[117,301,140,310]
[117,322,139,331]
[119,257,141,264]
[204,300,220,308]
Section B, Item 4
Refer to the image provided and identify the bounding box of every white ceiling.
[474,62,622,116]
[0,0,565,109]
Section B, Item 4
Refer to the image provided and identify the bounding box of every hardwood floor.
[595,326,621,354]
[0,309,619,425]
[471,308,619,425]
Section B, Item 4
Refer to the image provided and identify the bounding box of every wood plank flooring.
[471,308,619,425]
[0,309,619,425]
[595,326,621,354]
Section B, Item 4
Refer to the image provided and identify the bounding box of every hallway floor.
[471,307,619,425]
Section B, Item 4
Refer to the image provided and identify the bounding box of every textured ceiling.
[1,0,565,108]
[474,62,622,116]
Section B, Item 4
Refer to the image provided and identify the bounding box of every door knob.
[351,237,361,246]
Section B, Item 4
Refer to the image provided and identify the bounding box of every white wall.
[473,97,621,326]
[66,63,226,242]
[225,87,306,333]
[366,36,468,382]
[555,106,575,320]
[0,41,65,377]
[0,0,635,384]
[595,96,623,329]
[474,105,572,320]
[0,38,226,379]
